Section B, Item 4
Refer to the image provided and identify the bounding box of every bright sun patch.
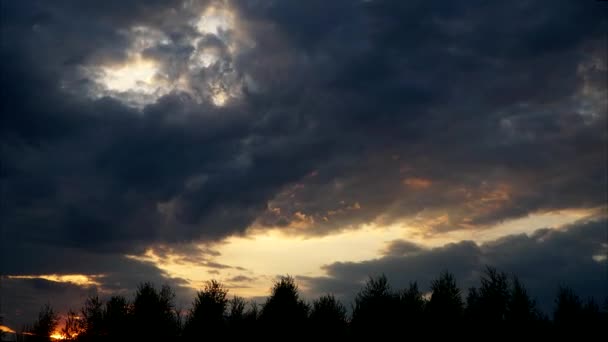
[210,86,230,106]
[100,57,160,93]
[85,53,174,108]
[195,4,235,36]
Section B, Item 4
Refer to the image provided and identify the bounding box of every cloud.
[301,218,608,314]
[227,275,256,283]
[1,0,606,330]
[382,240,425,257]
[2,0,605,250]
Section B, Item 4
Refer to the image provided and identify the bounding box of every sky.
[1,0,607,331]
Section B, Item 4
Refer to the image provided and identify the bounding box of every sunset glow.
[50,332,68,340]
[124,207,602,299]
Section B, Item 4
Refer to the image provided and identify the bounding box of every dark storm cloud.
[247,0,607,234]
[0,0,606,328]
[382,240,425,257]
[0,241,194,299]
[301,218,608,314]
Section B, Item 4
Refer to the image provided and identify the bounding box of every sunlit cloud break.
[7,274,105,287]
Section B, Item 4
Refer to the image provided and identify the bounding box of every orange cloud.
[7,274,103,287]
[0,325,16,334]
[403,177,432,189]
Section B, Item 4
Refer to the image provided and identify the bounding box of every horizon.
[1,0,607,336]
[0,270,605,340]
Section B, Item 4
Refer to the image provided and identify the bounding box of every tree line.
[17,267,607,341]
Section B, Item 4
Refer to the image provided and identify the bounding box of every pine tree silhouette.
[131,283,179,341]
[309,294,347,338]
[506,276,538,324]
[259,276,309,338]
[479,267,509,323]
[426,271,463,336]
[553,286,582,327]
[15,267,605,341]
[351,274,402,338]
[103,296,130,340]
[183,280,228,340]
[399,282,426,329]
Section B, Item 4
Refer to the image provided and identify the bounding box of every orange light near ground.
[50,331,68,340]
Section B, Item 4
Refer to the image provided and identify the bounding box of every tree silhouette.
[553,286,582,327]
[183,280,228,340]
[399,282,426,328]
[465,286,481,321]
[243,301,259,334]
[351,274,402,338]
[581,298,599,322]
[580,297,604,336]
[309,294,347,338]
[61,309,81,340]
[426,271,463,334]
[103,295,130,341]
[466,266,510,328]
[229,296,246,321]
[28,304,58,342]
[131,283,179,341]
[226,296,248,338]
[78,296,104,341]
[506,276,538,324]
[228,296,246,323]
[14,267,606,340]
[226,296,260,338]
[551,286,606,338]
[259,276,309,338]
